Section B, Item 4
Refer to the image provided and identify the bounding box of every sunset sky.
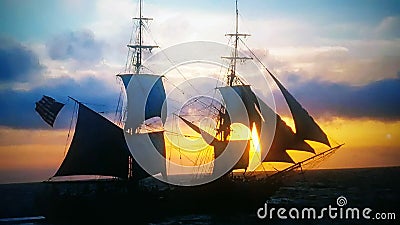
[0,0,399,183]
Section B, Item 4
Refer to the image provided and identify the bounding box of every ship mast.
[222,0,252,86]
[127,0,159,74]
[218,0,252,142]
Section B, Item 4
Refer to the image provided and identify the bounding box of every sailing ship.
[35,0,343,221]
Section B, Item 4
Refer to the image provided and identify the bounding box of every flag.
[35,95,65,127]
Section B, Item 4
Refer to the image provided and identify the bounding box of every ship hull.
[37,174,281,223]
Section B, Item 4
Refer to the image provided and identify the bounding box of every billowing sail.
[230,85,262,129]
[54,103,131,179]
[217,86,253,128]
[256,97,314,164]
[124,131,166,178]
[269,74,331,147]
[124,74,167,178]
[217,86,247,127]
[211,85,254,171]
[125,74,167,131]
[117,73,133,89]
[212,140,250,174]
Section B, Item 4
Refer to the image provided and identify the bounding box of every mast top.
[222,0,252,86]
[128,0,159,74]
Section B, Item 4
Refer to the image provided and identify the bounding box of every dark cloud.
[47,30,103,62]
[0,37,118,129]
[0,76,121,129]
[0,37,44,82]
[275,74,400,121]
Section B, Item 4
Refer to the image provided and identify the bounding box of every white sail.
[125,73,167,132]
[117,73,133,89]
[217,86,251,128]
[124,74,167,178]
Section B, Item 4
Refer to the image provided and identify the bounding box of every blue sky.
[0,0,399,129]
[2,0,399,41]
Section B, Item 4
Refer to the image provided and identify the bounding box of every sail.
[217,86,251,128]
[117,73,133,89]
[210,85,255,172]
[125,74,167,131]
[124,131,166,178]
[269,74,331,147]
[176,115,249,171]
[54,103,131,179]
[217,85,263,128]
[35,95,65,127]
[256,97,314,164]
[212,140,250,174]
[177,115,219,145]
[230,85,262,129]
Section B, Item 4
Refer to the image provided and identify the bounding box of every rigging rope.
[143,25,202,97]
[64,100,77,156]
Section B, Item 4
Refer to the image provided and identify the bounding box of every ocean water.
[0,166,399,225]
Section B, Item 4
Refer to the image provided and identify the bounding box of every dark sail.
[149,131,167,178]
[54,103,131,179]
[177,115,219,145]
[230,85,262,130]
[35,95,65,127]
[263,115,314,163]
[269,74,331,147]
[212,140,250,174]
[128,131,166,180]
[231,140,250,170]
[256,97,314,163]
[124,131,167,179]
[177,115,249,171]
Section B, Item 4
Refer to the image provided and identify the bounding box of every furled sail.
[256,97,314,163]
[269,74,331,147]
[124,74,167,178]
[54,103,131,179]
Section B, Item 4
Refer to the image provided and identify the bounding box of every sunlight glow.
[251,123,261,153]
[248,122,262,171]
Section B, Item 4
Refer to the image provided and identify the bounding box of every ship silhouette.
[35,0,344,222]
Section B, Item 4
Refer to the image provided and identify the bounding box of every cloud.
[374,16,400,39]
[0,37,44,83]
[0,75,121,129]
[274,74,400,121]
[255,43,400,86]
[47,29,104,63]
